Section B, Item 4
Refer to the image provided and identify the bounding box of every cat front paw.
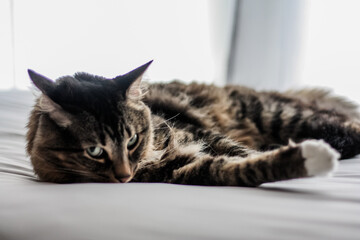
[300,139,340,177]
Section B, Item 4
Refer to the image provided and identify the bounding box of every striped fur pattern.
[26,63,359,186]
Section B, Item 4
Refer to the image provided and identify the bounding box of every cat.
[26,61,360,186]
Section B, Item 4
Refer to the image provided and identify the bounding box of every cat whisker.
[154,113,179,129]
[202,142,218,155]
[152,126,172,131]
[35,165,96,178]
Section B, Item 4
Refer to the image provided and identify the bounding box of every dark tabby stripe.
[247,95,265,133]
[240,100,247,119]
[270,103,284,143]
[287,107,303,133]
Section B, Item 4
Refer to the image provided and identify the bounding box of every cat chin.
[301,139,340,177]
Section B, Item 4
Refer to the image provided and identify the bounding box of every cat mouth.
[108,173,133,183]
[118,174,132,183]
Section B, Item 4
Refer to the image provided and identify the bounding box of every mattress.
[0,90,359,240]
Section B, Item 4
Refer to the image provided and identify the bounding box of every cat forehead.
[43,76,123,120]
[73,72,108,82]
[50,74,118,100]
[55,73,113,88]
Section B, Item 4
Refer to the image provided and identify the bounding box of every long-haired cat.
[26,61,360,186]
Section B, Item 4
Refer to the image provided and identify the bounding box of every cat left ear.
[113,60,152,99]
[39,95,72,128]
[28,69,55,95]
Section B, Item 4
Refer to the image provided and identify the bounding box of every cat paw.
[300,140,340,177]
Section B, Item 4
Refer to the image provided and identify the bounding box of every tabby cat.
[26,61,360,186]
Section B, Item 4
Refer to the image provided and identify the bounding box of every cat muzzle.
[113,161,133,183]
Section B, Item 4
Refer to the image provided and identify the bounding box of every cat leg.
[134,140,339,186]
[173,140,338,186]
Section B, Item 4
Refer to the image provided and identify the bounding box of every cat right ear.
[28,69,55,95]
[113,61,152,99]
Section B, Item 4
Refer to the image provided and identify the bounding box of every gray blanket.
[0,90,359,240]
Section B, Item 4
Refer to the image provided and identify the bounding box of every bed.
[0,90,359,240]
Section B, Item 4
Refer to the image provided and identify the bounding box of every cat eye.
[86,146,104,158]
[127,134,138,150]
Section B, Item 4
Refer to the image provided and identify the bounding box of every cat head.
[26,61,154,183]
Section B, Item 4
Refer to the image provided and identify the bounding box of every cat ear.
[28,69,55,95]
[28,70,70,127]
[113,60,152,99]
[39,96,72,128]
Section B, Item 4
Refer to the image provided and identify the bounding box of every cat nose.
[118,175,131,183]
[113,161,132,183]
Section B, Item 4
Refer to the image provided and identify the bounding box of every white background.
[0,0,215,89]
[1,0,360,104]
[301,0,360,103]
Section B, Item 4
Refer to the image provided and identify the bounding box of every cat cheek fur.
[125,100,155,160]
